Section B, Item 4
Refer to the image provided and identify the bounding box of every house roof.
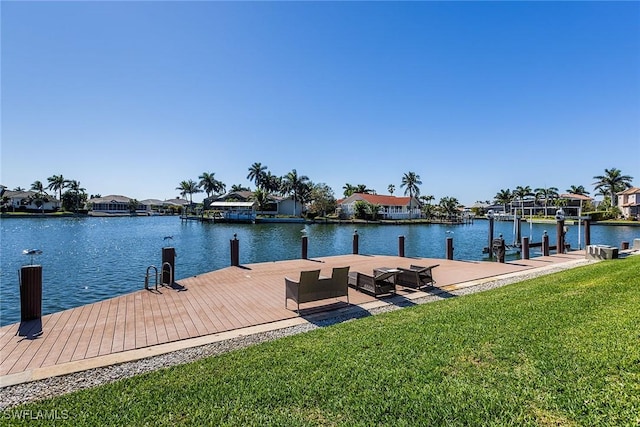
[88,195,132,204]
[617,187,640,195]
[559,193,593,201]
[209,201,257,208]
[163,198,190,206]
[340,193,415,206]
[140,199,165,206]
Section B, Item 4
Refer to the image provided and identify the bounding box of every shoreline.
[2,212,639,227]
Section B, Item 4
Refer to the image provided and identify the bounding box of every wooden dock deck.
[0,252,586,387]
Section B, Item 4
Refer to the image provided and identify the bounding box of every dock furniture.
[396,264,439,289]
[348,267,400,297]
[285,267,350,312]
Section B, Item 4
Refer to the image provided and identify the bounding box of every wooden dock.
[0,252,586,387]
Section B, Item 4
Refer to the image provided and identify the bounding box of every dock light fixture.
[555,209,565,221]
[487,209,495,219]
[22,249,42,265]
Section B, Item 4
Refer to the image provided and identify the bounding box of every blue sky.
[2,1,639,205]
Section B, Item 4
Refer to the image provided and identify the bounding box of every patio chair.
[285,269,320,311]
[285,267,349,312]
[396,264,439,289]
[348,270,396,297]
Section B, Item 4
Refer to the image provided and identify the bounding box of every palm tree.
[343,184,357,198]
[593,168,633,206]
[65,180,87,212]
[388,184,395,195]
[251,188,271,212]
[176,180,202,207]
[439,196,460,219]
[493,189,513,213]
[247,162,268,189]
[355,184,374,194]
[513,185,534,215]
[534,187,559,217]
[230,184,250,192]
[281,169,309,216]
[401,172,421,219]
[47,174,68,201]
[198,172,225,199]
[262,172,280,194]
[566,185,590,196]
[30,180,47,195]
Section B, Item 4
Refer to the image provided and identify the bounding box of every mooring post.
[542,231,550,256]
[487,211,495,259]
[301,235,308,259]
[446,236,454,260]
[522,236,530,260]
[555,209,565,254]
[230,234,240,266]
[353,230,359,255]
[398,235,405,257]
[516,216,522,246]
[492,234,505,263]
[584,218,591,246]
[20,265,42,321]
[162,247,176,285]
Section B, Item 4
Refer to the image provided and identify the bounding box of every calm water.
[1,216,637,326]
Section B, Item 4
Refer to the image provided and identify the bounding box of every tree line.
[3,167,634,218]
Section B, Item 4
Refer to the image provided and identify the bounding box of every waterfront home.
[1,190,61,212]
[207,191,303,217]
[87,195,147,216]
[338,193,421,220]
[557,193,593,217]
[208,201,257,222]
[617,187,640,219]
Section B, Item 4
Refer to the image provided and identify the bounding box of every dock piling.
[398,235,405,257]
[230,234,240,266]
[353,230,359,255]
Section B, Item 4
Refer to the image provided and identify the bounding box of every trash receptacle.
[20,265,42,321]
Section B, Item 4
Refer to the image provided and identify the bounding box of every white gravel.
[0,258,596,410]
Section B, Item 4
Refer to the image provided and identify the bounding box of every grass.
[3,257,640,426]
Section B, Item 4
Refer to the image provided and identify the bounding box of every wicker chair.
[285,267,349,312]
[348,270,396,297]
[396,264,438,289]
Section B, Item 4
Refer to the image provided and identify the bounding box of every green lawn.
[4,257,640,426]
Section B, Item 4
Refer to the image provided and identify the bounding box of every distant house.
[207,191,303,217]
[338,193,421,220]
[558,193,594,217]
[1,190,61,212]
[87,195,147,216]
[617,187,640,219]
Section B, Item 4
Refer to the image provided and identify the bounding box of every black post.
[542,231,550,256]
[398,235,405,257]
[522,236,530,260]
[516,216,522,247]
[162,247,176,285]
[488,216,495,259]
[230,234,239,266]
[301,235,308,259]
[20,265,42,321]
[556,220,565,254]
[584,219,591,246]
[353,230,359,255]
[446,237,454,260]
